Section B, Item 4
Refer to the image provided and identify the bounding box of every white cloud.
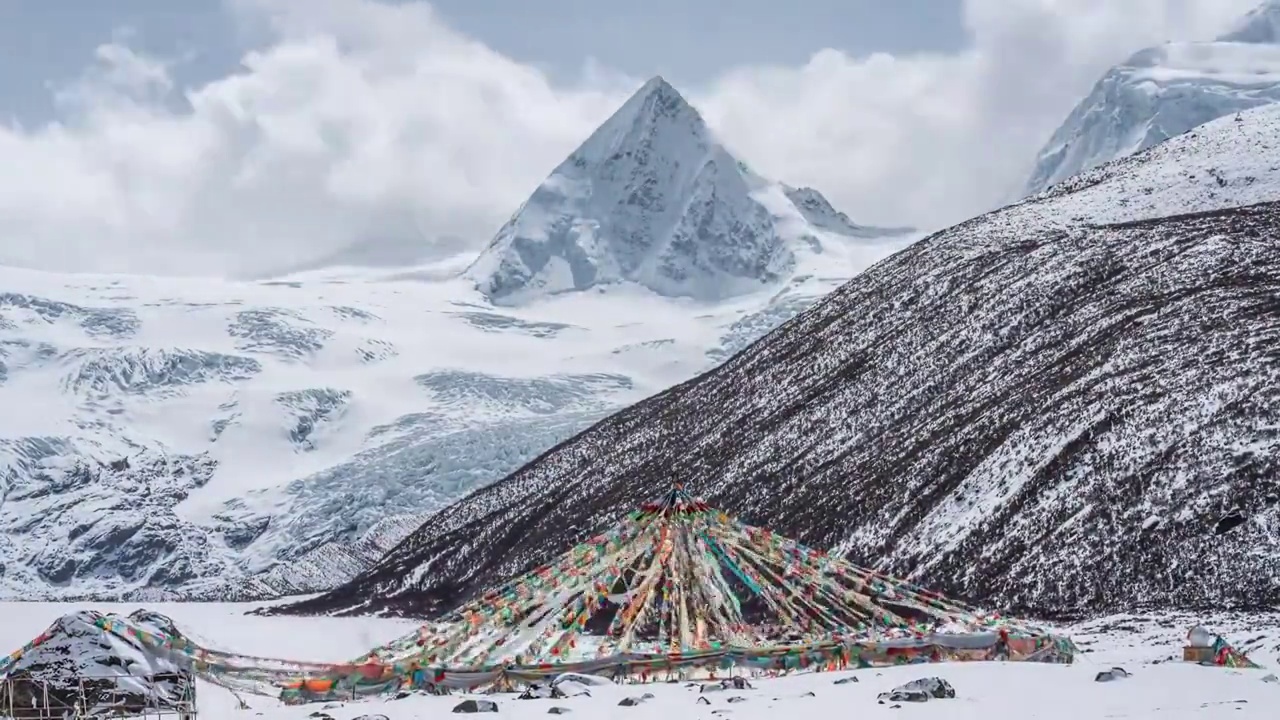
[0,0,1262,277]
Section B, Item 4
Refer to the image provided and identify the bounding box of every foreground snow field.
[2,602,1278,719]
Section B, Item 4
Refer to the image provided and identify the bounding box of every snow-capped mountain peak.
[465,77,832,305]
[1219,0,1280,43]
[1023,2,1280,197]
[573,75,711,166]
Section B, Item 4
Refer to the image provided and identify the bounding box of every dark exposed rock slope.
[278,107,1280,620]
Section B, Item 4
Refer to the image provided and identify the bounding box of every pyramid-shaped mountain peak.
[639,74,675,95]
[465,77,799,304]
[630,75,683,106]
[571,74,710,166]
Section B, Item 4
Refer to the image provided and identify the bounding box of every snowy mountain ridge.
[1220,0,1280,43]
[0,78,915,602]
[1023,1,1280,196]
[782,186,914,238]
[465,77,903,305]
[281,102,1280,620]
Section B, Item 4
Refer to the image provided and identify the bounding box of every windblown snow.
[1023,0,1280,196]
[0,77,914,602]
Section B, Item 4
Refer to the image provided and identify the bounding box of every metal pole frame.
[0,672,199,720]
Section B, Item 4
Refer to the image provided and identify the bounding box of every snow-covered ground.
[2,602,1277,719]
[208,663,1279,720]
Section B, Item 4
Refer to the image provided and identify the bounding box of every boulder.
[1095,667,1131,682]
[518,684,556,700]
[551,673,612,687]
[876,677,956,703]
[554,681,591,698]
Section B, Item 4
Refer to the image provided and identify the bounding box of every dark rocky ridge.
[278,197,1280,620]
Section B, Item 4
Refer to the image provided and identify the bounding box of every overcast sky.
[0,0,1264,276]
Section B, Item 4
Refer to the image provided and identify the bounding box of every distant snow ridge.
[214,410,619,595]
[1024,1,1280,196]
[281,103,1280,620]
[466,77,896,305]
[782,187,913,239]
[1220,0,1280,43]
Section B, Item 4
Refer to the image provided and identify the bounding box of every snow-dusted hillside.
[465,77,910,305]
[282,103,1280,620]
[0,79,915,602]
[1023,0,1280,196]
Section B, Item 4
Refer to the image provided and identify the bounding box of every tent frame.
[0,672,197,720]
